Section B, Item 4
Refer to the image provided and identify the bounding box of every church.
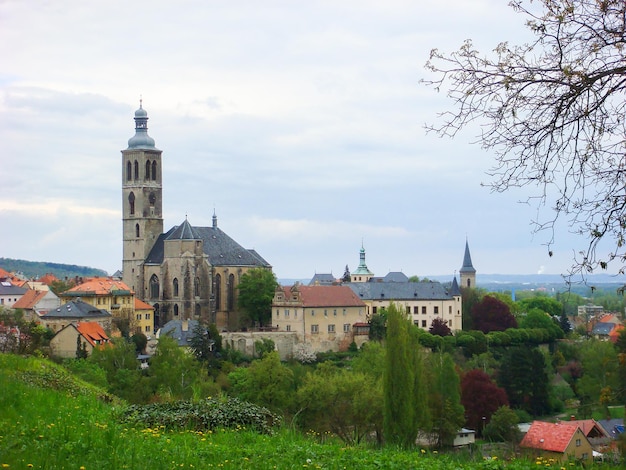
[121,102,272,330]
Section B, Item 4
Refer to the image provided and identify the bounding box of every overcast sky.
[1,0,620,281]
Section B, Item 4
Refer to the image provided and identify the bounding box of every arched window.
[151,161,157,180]
[145,160,151,180]
[215,274,221,311]
[195,303,201,317]
[150,274,160,299]
[135,223,140,238]
[173,278,179,297]
[194,277,201,297]
[126,161,132,181]
[173,304,179,317]
[128,192,135,215]
[227,274,235,311]
[134,160,139,180]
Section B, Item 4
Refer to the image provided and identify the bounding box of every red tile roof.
[134,298,154,310]
[278,285,365,308]
[566,419,607,438]
[76,322,109,347]
[12,289,48,309]
[520,421,581,453]
[38,273,59,285]
[65,277,133,295]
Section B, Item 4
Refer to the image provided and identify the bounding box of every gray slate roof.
[592,322,615,336]
[158,319,199,346]
[597,419,624,439]
[348,280,457,301]
[145,218,271,268]
[44,300,112,319]
[308,273,337,286]
[460,240,476,274]
[0,282,27,296]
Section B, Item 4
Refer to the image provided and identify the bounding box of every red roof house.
[520,421,592,463]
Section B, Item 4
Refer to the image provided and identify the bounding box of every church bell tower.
[121,101,163,295]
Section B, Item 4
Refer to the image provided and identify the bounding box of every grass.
[0,354,621,469]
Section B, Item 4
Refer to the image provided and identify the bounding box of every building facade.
[120,103,272,330]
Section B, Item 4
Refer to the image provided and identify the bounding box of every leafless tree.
[423,0,626,276]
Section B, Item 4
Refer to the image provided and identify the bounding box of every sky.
[1,0,621,281]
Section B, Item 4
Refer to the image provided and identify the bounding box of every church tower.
[459,239,476,289]
[121,101,163,296]
[351,243,374,283]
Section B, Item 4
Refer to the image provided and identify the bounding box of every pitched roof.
[44,300,112,319]
[134,298,154,310]
[63,277,133,296]
[308,273,337,286]
[76,322,109,347]
[348,280,456,301]
[460,240,476,274]
[0,282,27,296]
[37,273,59,285]
[566,419,608,438]
[597,419,624,440]
[520,421,582,453]
[158,319,199,346]
[592,322,615,336]
[12,289,48,309]
[145,218,271,268]
[278,285,365,308]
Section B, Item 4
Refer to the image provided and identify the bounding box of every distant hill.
[0,258,108,280]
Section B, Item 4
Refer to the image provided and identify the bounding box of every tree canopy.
[424,0,626,275]
[236,268,278,328]
[471,295,518,333]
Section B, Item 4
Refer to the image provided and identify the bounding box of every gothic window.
[135,223,140,238]
[128,192,135,215]
[126,161,132,181]
[215,274,221,311]
[173,304,179,317]
[227,274,235,311]
[150,274,160,299]
[195,303,201,317]
[134,160,139,180]
[194,277,201,297]
[173,278,179,297]
[145,160,151,180]
[151,160,157,180]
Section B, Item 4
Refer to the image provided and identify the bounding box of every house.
[49,322,110,358]
[453,428,476,447]
[156,319,200,347]
[60,277,134,320]
[308,273,339,286]
[134,298,155,336]
[41,299,113,333]
[0,281,27,308]
[566,419,609,440]
[520,421,592,463]
[12,288,61,322]
[597,419,624,441]
[272,284,367,352]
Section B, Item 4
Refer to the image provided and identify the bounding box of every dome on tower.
[127,101,157,149]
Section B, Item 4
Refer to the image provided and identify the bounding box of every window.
[413,306,418,314]
[276,309,280,318]
[151,160,157,180]
[311,324,319,334]
[136,314,142,320]
[449,305,452,314]
[342,308,346,315]
[149,274,160,298]
[173,278,179,297]
[145,313,150,320]
[126,161,132,181]
[333,309,337,316]
[324,309,328,317]
[286,325,291,332]
[128,192,135,215]
[145,325,151,332]
[422,320,427,328]
[434,306,439,314]
[311,310,315,316]
[194,277,201,297]
[134,160,139,179]
[576,439,581,447]
[343,323,350,333]
[227,273,235,310]
[135,223,140,238]
[215,274,221,310]
[328,324,336,333]
[372,306,377,314]
[406,306,411,314]
[582,453,588,460]
[173,304,179,317]
[284,309,290,317]
[145,160,151,180]
[422,306,427,314]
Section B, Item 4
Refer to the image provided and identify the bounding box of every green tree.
[131,332,148,354]
[237,268,278,328]
[424,0,626,275]
[519,309,564,341]
[428,352,465,447]
[228,351,294,413]
[383,303,426,447]
[518,296,563,318]
[460,287,485,331]
[254,338,275,358]
[483,406,521,443]
[341,265,351,283]
[75,334,88,359]
[577,339,620,416]
[368,312,386,341]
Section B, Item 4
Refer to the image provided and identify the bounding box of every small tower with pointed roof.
[459,239,476,289]
[350,243,374,283]
[122,101,164,294]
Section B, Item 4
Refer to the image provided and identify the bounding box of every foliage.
[429,317,452,337]
[424,0,626,275]
[383,304,427,447]
[471,296,517,333]
[461,369,509,436]
[577,339,620,413]
[498,347,550,416]
[131,332,148,354]
[189,320,217,362]
[427,352,465,448]
[292,342,317,364]
[236,268,278,328]
[0,257,107,280]
[296,362,382,444]
[341,265,351,283]
[460,287,484,331]
[368,312,386,341]
[483,406,521,443]
[122,396,281,434]
[517,297,563,318]
[519,309,564,341]
[228,351,294,413]
[254,338,275,358]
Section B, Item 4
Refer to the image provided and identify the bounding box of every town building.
[49,322,110,358]
[272,284,368,352]
[120,102,271,331]
[41,299,112,333]
[0,281,26,308]
[12,288,60,322]
[134,298,155,336]
[520,421,592,463]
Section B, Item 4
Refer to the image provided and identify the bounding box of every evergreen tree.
[341,265,351,283]
[383,303,418,448]
[428,351,465,447]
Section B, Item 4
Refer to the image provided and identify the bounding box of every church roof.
[145,218,271,268]
[126,102,158,150]
[460,240,476,274]
[347,280,457,301]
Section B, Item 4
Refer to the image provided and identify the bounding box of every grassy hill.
[0,354,616,469]
[0,257,108,280]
